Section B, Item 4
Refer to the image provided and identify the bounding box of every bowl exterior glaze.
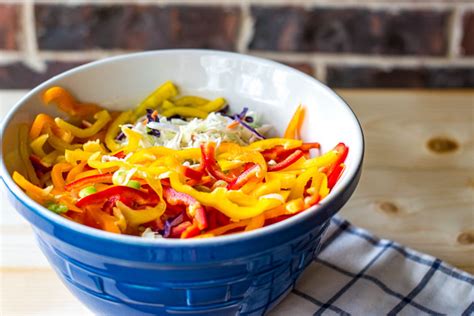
[1,50,364,315]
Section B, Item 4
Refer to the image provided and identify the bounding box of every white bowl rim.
[0,49,364,247]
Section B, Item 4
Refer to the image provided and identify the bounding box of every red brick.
[326,66,474,88]
[250,7,450,56]
[0,4,20,50]
[0,61,89,89]
[35,5,240,50]
[461,11,474,56]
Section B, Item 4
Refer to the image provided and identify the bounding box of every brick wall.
[0,0,473,89]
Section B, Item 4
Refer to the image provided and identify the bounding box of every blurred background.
[0,0,473,89]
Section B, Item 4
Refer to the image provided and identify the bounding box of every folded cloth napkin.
[270,216,474,316]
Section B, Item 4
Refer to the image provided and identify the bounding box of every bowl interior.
[1,50,363,241]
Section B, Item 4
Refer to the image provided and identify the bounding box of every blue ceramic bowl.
[0,50,364,315]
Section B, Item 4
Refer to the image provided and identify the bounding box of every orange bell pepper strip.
[65,173,113,191]
[30,113,73,142]
[42,86,102,118]
[51,163,73,192]
[12,171,52,204]
[65,161,87,183]
[284,105,305,140]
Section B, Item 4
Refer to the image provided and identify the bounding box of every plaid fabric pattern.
[270,217,474,316]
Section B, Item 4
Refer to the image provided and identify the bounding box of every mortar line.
[448,6,465,58]
[236,0,253,54]
[20,0,45,72]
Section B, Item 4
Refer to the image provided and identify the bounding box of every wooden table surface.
[1,89,473,315]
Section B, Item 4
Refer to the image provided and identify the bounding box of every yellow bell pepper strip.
[161,106,208,119]
[121,128,142,153]
[226,190,259,206]
[55,110,111,139]
[12,171,52,204]
[41,151,60,167]
[47,130,82,151]
[199,97,227,113]
[174,96,209,107]
[251,177,281,197]
[304,172,325,207]
[42,86,102,118]
[161,99,175,110]
[289,167,318,201]
[133,81,178,118]
[83,140,106,153]
[244,213,265,232]
[247,138,302,151]
[30,134,49,157]
[19,124,40,185]
[284,105,305,139]
[30,113,73,142]
[285,198,305,214]
[115,201,166,228]
[51,162,73,192]
[65,149,97,164]
[169,172,282,220]
[284,149,339,171]
[105,110,133,151]
[319,173,329,199]
[266,172,297,190]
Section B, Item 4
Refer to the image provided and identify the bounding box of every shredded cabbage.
[120,112,270,150]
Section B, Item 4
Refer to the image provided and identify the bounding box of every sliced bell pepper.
[55,110,111,138]
[161,106,208,119]
[12,171,52,204]
[268,150,304,172]
[326,143,349,176]
[29,113,73,142]
[327,163,345,190]
[105,110,133,151]
[246,138,302,151]
[181,221,202,239]
[42,86,102,118]
[174,96,209,107]
[227,164,260,190]
[200,142,235,183]
[284,105,305,139]
[30,134,49,158]
[115,200,166,228]
[163,187,207,230]
[51,162,73,192]
[65,173,113,191]
[76,185,155,208]
[19,124,40,185]
[133,81,178,118]
[182,166,204,181]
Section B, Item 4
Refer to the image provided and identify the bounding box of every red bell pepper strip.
[181,221,201,239]
[182,166,204,181]
[200,142,235,183]
[227,164,260,190]
[163,187,207,230]
[170,221,192,238]
[327,163,345,190]
[268,150,304,172]
[113,151,126,159]
[76,186,154,208]
[326,143,349,176]
[65,173,113,191]
[300,142,321,151]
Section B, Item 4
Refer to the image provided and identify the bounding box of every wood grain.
[1,89,473,315]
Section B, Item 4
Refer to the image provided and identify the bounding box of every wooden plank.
[340,169,474,273]
[337,90,474,170]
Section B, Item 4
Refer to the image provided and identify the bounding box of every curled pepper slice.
[268,149,304,172]
[42,86,102,118]
[76,185,155,208]
[201,142,235,183]
[163,187,207,230]
[55,110,111,138]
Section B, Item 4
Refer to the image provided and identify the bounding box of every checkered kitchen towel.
[270,217,474,316]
